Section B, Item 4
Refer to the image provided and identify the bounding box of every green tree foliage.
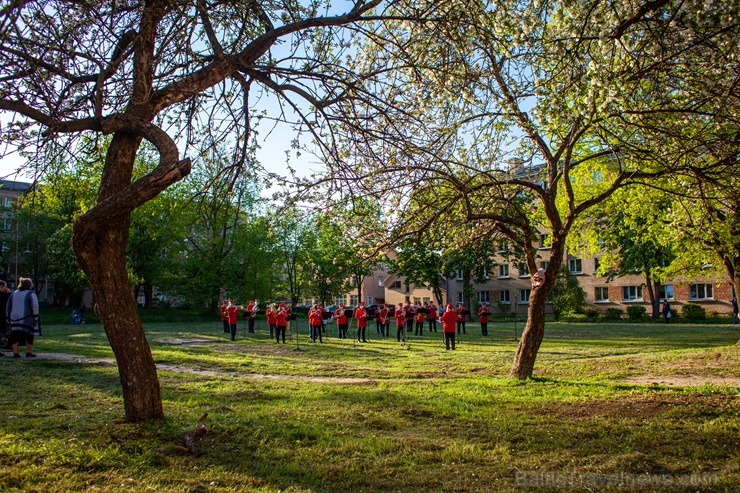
[549,265,587,320]
[388,241,446,305]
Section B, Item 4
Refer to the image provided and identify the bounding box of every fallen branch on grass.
[176,413,209,456]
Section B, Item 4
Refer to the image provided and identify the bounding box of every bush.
[584,307,600,320]
[626,305,647,320]
[681,303,706,321]
[603,308,623,320]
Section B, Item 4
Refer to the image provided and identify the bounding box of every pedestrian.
[440,303,457,350]
[414,301,425,336]
[404,301,415,337]
[456,303,467,334]
[478,302,491,336]
[334,304,348,339]
[308,304,323,343]
[6,277,41,358]
[732,298,738,325]
[245,300,257,333]
[226,300,239,340]
[662,300,671,324]
[355,302,369,343]
[427,301,438,333]
[377,304,390,337]
[0,280,11,357]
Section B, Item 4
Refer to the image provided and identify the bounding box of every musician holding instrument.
[440,303,457,350]
[226,300,240,341]
[478,301,491,336]
[414,301,425,336]
[220,299,229,334]
[266,303,277,339]
[355,302,369,343]
[394,302,405,342]
[334,304,348,339]
[246,300,257,333]
[275,302,288,344]
[456,303,467,335]
[378,304,390,337]
[308,304,323,343]
[404,301,415,337]
[427,301,438,333]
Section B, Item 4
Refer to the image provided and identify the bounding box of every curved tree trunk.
[510,287,548,379]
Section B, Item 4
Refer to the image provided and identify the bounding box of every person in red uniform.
[394,302,405,342]
[245,300,257,333]
[334,304,348,339]
[308,304,323,343]
[275,303,288,344]
[266,303,277,339]
[404,301,415,337]
[427,301,438,333]
[414,301,425,336]
[478,302,491,336]
[226,300,240,341]
[440,303,457,350]
[377,304,390,337]
[456,303,467,335]
[355,302,369,343]
[220,299,229,334]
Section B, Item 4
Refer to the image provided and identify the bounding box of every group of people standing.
[0,278,41,359]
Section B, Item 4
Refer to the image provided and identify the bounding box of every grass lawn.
[1,319,738,492]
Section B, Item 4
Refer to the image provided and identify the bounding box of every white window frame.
[659,285,674,301]
[457,292,464,304]
[689,284,713,300]
[350,295,358,306]
[498,264,509,278]
[594,287,609,302]
[568,258,583,274]
[499,290,510,304]
[538,233,550,249]
[377,275,384,286]
[622,286,643,302]
[335,296,346,306]
[456,269,464,281]
[520,289,531,304]
[366,296,373,306]
[476,291,490,304]
[497,241,507,253]
[518,263,529,277]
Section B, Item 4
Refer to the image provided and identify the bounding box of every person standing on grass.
[355,302,369,343]
[377,304,390,337]
[427,301,438,333]
[226,300,240,341]
[245,300,257,333]
[220,299,229,334]
[308,304,323,343]
[404,301,415,338]
[334,304,348,339]
[0,280,11,357]
[662,300,671,324]
[414,301,425,336]
[478,302,491,336]
[732,298,738,325]
[440,303,457,350]
[6,277,41,358]
[275,303,288,343]
[394,302,405,342]
[266,303,277,339]
[456,303,467,335]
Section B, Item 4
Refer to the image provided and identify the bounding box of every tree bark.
[510,287,548,379]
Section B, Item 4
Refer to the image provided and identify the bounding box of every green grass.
[1,319,739,492]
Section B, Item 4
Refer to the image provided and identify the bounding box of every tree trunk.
[71,133,164,423]
[510,287,548,379]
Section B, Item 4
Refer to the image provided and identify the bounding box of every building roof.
[0,179,32,193]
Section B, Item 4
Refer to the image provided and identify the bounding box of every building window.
[1,242,9,253]
[498,264,509,278]
[520,289,531,303]
[497,241,507,253]
[1,218,10,231]
[3,197,12,208]
[335,296,346,306]
[538,233,550,249]
[595,287,609,302]
[392,280,402,289]
[477,291,490,304]
[540,261,549,271]
[457,292,464,304]
[568,258,583,274]
[518,263,529,277]
[350,295,358,306]
[690,284,713,300]
[622,286,643,301]
[659,285,674,301]
[377,275,384,286]
[499,290,510,304]
[366,296,373,306]
[456,269,464,281]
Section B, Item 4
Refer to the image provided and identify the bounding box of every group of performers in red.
[220,297,494,348]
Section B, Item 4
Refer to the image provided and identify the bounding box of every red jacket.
[266,307,277,325]
[394,307,405,326]
[355,307,368,328]
[308,308,322,326]
[334,308,348,325]
[427,305,438,320]
[478,307,490,324]
[226,305,239,324]
[276,308,288,327]
[440,310,457,333]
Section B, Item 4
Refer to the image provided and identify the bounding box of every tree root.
[176,413,209,456]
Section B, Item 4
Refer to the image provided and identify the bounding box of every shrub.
[603,308,623,320]
[626,305,647,320]
[681,303,706,321]
[584,307,600,320]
